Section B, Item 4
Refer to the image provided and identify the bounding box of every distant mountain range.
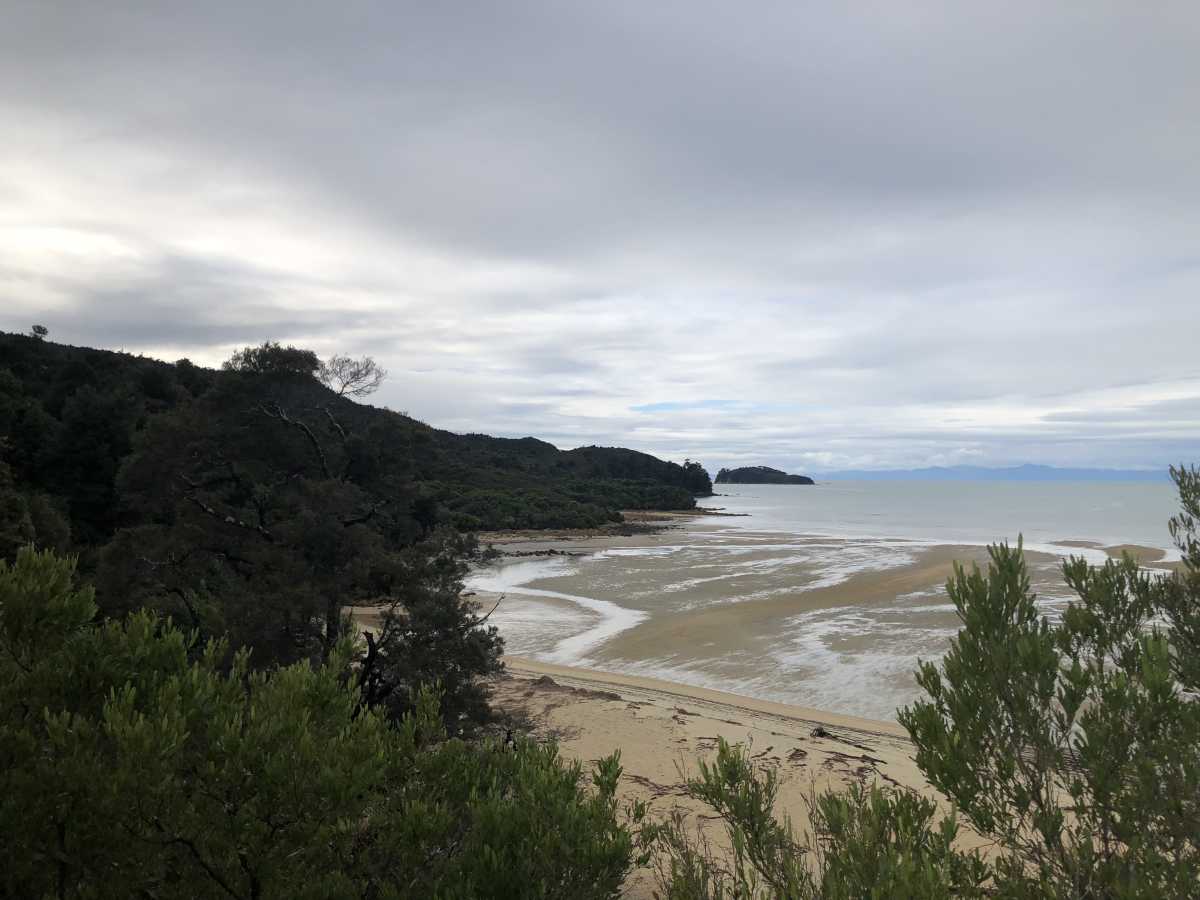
[815,464,1170,483]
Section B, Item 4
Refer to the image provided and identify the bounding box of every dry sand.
[491,657,976,898]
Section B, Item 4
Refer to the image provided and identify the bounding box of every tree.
[51,385,133,543]
[681,458,713,495]
[318,353,387,397]
[222,341,320,377]
[651,465,1200,898]
[355,529,505,736]
[29,324,48,340]
[649,738,986,899]
[0,547,636,899]
[100,371,416,663]
[900,464,1200,898]
[100,367,504,731]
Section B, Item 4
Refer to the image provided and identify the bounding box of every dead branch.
[256,402,332,479]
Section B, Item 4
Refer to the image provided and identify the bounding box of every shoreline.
[464,509,1179,721]
[501,655,907,737]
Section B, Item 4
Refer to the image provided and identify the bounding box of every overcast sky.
[3,2,1198,473]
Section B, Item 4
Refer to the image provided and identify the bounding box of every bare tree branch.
[320,406,349,443]
[341,500,387,527]
[475,594,504,628]
[183,492,274,541]
[256,402,332,479]
[318,354,387,397]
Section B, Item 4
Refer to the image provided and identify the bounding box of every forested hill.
[0,332,712,549]
[715,466,815,485]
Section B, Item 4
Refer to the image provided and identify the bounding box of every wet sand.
[464,524,1088,720]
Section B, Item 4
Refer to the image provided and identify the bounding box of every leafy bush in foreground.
[0,548,634,899]
[652,465,1200,898]
[650,739,986,899]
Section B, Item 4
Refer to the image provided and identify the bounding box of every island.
[714,466,815,485]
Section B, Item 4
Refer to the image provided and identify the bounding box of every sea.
[466,481,1182,721]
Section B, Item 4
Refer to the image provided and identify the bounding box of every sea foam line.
[466,557,647,664]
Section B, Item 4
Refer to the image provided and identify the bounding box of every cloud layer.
[3,2,1198,472]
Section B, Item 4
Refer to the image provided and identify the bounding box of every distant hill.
[817,464,1169,482]
[715,466,814,485]
[0,332,712,540]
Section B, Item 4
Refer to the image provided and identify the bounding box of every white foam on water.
[764,607,960,719]
[597,546,683,558]
[466,556,647,664]
[485,598,595,657]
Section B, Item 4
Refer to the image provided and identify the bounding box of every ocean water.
[467,481,1183,721]
[705,480,1181,556]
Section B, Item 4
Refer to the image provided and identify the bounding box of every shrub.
[0,547,635,899]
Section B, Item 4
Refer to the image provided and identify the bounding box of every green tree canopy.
[222,341,321,377]
[0,547,635,899]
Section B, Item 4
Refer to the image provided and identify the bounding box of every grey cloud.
[2,2,1198,471]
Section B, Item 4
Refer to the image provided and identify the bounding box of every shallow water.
[467,481,1181,721]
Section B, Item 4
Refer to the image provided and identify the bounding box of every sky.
[3,2,1198,475]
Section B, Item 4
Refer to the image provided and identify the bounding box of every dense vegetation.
[714,466,814,485]
[0,549,640,899]
[0,331,711,547]
[653,465,1200,898]
[0,331,709,722]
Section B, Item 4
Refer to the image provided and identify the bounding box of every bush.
[0,548,635,899]
[649,739,986,899]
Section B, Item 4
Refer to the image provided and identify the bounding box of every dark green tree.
[51,385,133,543]
[222,341,321,377]
[100,355,503,730]
[0,547,635,900]
[355,528,504,736]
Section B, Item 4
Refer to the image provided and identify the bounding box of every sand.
[491,657,972,898]
[1053,539,1172,566]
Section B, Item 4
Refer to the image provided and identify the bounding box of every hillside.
[0,332,712,546]
[715,465,815,485]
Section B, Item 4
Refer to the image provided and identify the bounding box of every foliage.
[221,340,321,377]
[0,331,709,547]
[900,464,1200,898]
[0,547,635,899]
[649,739,985,899]
[94,374,502,732]
[0,330,710,731]
[356,528,504,736]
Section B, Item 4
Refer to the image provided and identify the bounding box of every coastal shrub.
[0,547,635,899]
[649,739,987,899]
[653,464,1200,898]
[901,464,1200,898]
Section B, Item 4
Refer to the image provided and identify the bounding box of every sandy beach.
[490,656,962,898]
